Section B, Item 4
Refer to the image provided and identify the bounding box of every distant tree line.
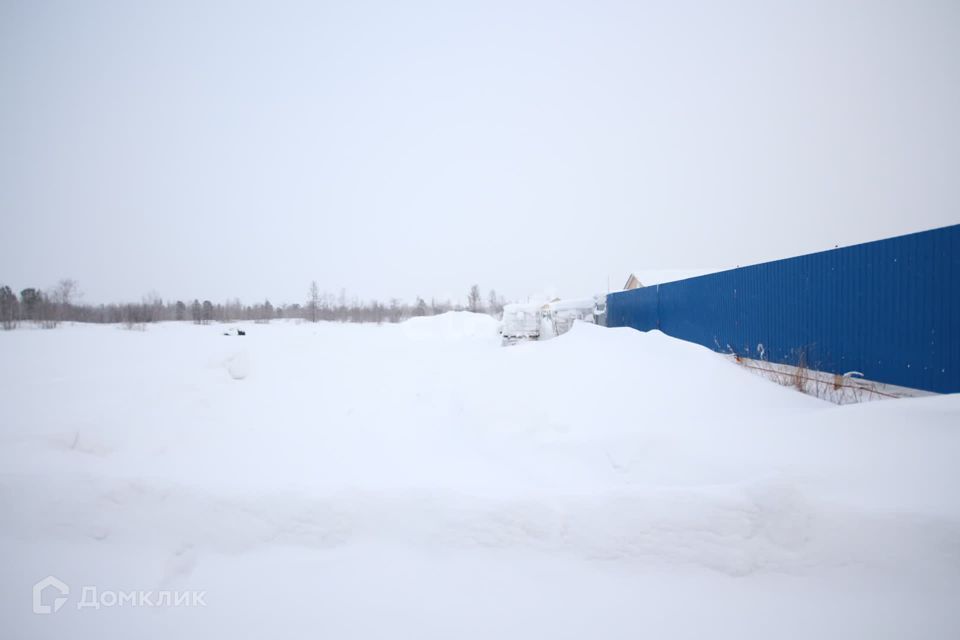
[0,279,79,330]
[0,278,507,330]
[300,281,504,325]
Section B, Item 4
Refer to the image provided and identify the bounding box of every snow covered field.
[2,314,959,638]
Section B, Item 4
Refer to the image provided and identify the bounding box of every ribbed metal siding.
[606,284,659,331]
[606,224,960,393]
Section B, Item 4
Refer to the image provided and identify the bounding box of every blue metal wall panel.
[606,284,659,331]
[606,224,960,393]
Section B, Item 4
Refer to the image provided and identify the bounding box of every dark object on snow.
[237,329,246,336]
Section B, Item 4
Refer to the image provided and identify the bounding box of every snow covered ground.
[2,314,959,638]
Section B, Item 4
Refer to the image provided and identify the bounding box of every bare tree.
[307,281,320,322]
[143,291,163,323]
[467,284,483,313]
[47,278,79,325]
[54,278,78,305]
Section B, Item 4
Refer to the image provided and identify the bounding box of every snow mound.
[3,320,960,638]
[401,311,499,344]
[515,321,824,417]
[224,351,249,380]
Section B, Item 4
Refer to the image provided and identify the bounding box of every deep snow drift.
[1,315,958,638]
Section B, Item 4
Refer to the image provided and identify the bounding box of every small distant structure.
[623,269,719,291]
[623,274,644,290]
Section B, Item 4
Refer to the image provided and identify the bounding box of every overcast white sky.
[2,0,958,306]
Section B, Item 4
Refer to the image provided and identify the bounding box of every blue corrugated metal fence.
[606,224,960,393]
